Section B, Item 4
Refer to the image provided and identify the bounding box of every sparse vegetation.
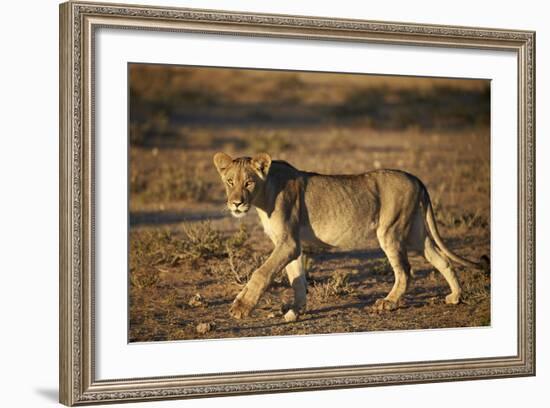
[434,207,489,232]
[245,129,292,153]
[310,271,355,302]
[130,267,160,290]
[368,258,392,276]
[331,85,490,130]
[179,221,226,261]
[128,64,490,341]
[461,269,491,305]
[130,110,171,146]
[224,248,265,285]
[131,164,212,204]
[130,221,251,281]
[129,222,259,341]
[129,228,182,274]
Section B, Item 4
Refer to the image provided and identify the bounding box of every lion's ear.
[213,152,233,175]
[251,153,272,180]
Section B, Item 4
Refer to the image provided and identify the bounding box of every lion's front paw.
[229,287,257,319]
[229,298,252,319]
[284,309,299,322]
[373,298,398,311]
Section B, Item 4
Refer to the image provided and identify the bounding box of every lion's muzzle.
[228,201,250,218]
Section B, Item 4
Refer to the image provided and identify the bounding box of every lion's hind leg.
[422,236,462,304]
[406,209,462,305]
[374,228,411,311]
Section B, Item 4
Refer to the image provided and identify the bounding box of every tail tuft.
[479,255,490,274]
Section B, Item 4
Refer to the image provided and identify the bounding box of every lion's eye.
[226,179,233,187]
[245,180,255,188]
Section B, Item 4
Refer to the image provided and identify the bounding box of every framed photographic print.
[59,1,536,405]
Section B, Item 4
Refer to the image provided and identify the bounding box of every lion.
[213,152,489,321]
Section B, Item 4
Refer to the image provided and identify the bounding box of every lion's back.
[296,169,422,248]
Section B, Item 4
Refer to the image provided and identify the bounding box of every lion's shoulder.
[270,160,298,172]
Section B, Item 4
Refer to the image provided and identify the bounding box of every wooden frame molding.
[59,1,535,405]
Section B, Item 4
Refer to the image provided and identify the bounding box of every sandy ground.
[128,65,490,342]
[128,125,490,342]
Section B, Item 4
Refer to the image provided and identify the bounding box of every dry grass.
[129,221,259,342]
[223,248,266,285]
[461,269,491,306]
[179,221,226,261]
[129,221,251,284]
[368,258,392,276]
[130,65,489,107]
[130,163,212,204]
[244,129,293,153]
[310,271,356,303]
[128,64,491,341]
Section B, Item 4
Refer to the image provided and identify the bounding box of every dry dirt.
[128,65,490,342]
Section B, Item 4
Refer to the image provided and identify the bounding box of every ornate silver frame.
[59,1,536,405]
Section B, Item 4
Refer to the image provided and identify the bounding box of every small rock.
[188,293,207,308]
[196,322,215,334]
[267,310,283,318]
[427,297,440,306]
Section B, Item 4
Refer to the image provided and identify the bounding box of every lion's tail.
[420,185,490,273]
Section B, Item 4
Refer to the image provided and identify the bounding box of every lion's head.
[213,152,272,218]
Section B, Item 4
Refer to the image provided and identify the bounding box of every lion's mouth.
[230,208,248,218]
[229,205,250,218]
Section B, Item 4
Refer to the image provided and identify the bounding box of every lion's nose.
[231,200,244,208]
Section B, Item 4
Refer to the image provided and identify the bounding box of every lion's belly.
[302,175,381,249]
[301,214,378,250]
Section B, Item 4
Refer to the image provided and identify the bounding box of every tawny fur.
[213,152,488,320]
